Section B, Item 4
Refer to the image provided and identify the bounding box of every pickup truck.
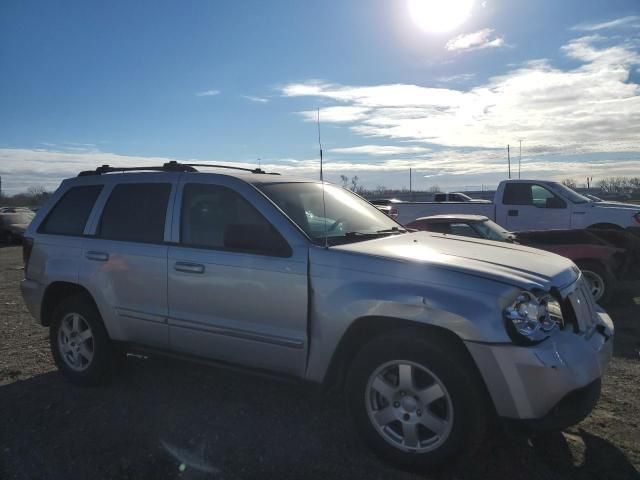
[21,163,614,471]
[395,180,640,232]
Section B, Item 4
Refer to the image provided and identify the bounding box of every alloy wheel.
[365,360,454,453]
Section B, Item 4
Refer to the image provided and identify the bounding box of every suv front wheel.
[346,330,490,471]
[50,294,117,386]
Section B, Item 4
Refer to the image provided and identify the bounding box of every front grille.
[567,278,596,332]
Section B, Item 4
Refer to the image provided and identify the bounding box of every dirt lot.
[1,245,638,480]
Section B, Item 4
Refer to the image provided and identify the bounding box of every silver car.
[20,162,614,471]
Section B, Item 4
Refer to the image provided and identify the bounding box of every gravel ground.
[1,245,638,480]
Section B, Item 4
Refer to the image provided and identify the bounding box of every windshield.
[471,219,513,242]
[258,182,404,244]
[546,182,591,204]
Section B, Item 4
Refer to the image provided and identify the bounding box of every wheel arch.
[322,316,479,391]
[40,281,97,326]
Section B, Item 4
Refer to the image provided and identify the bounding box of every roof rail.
[77,160,279,177]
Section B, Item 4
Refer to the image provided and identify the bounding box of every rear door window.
[503,183,533,205]
[98,183,171,243]
[39,185,103,236]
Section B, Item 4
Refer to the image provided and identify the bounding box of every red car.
[406,214,631,305]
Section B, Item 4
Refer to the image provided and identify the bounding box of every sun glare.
[408,0,474,33]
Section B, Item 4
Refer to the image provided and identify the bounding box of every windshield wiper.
[375,227,407,234]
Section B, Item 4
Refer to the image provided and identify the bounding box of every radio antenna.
[317,108,329,249]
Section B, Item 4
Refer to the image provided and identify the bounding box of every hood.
[332,232,578,291]
[590,201,639,210]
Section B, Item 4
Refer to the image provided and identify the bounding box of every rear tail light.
[22,237,33,273]
[390,208,399,219]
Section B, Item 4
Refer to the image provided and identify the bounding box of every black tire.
[576,260,616,306]
[49,294,117,386]
[587,223,623,231]
[346,329,491,471]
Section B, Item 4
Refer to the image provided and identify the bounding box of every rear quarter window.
[39,185,103,236]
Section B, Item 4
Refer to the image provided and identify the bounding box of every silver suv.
[21,162,614,470]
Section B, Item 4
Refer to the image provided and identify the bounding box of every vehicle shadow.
[607,281,640,359]
[1,358,638,480]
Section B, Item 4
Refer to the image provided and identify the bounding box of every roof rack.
[77,160,279,177]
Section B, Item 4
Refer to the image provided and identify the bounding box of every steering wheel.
[328,217,347,232]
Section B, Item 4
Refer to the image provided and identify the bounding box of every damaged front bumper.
[465,303,614,430]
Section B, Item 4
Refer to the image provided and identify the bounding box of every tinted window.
[503,183,564,208]
[503,183,533,205]
[39,185,102,236]
[450,223,481,238]
[424,222,451,234]
[98,183,171,243]
[181,183,288,255]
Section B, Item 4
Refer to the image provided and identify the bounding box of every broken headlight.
[504,291,563,345]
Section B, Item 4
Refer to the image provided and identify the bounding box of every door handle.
[508,209,519,217]
[174,262,205,274]
[85,251,109,262]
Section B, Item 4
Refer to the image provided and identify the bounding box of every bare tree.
[428,185,441,193]
[350,176,359,192]
[340,175,349,188]
[561,178,577,189]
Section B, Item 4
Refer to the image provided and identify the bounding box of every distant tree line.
[562,176,640,193]
[0,185,51,207]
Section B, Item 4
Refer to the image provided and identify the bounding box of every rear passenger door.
[166,177,309,377]
[80,175,178,348]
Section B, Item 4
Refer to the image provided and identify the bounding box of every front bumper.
[465,308,613,427]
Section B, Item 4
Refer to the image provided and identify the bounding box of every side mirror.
[224,224,291,257]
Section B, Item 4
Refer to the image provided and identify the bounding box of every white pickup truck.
[395,180,640,232]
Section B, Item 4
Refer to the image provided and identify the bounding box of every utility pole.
[518,140,522,179]
[507,145,511,179]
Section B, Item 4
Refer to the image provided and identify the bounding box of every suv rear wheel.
[346,330,490,471]
[50,294,117,386]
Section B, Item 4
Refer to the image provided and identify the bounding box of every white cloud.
[572,15,640,32]
[242,95,269,103]
[305,106,371,123]
[437,73,476,83]
[445,28,505,52]
[328,145,431,156]
[282,35,640,156]
[1,147,639,194]
[195,89,220,97]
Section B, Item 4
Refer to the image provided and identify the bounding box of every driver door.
[167,178,309,377]
[502,182,569,231]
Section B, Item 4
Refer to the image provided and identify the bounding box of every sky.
[1,0,640,194]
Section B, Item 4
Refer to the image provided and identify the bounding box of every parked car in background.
[20,162,613,471]
[369,198,401,219]
[0,210,35,244]
[393,179,640,232]
[406,215,631,305]
[433,192,491,203]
